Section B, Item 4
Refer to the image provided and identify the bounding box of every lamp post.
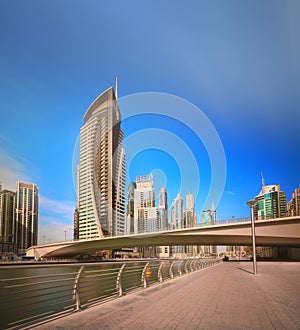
[64,230,67,241]
[247,200,257,275]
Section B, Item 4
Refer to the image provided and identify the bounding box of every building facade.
[170,193,184,255]
[201,204,217,256]
[184,193,197,255]
[134,174,157,234]
[287,188,300,216]
[158,187,168,231]
[0,188,17,253]
[77,84,126,239]
[14,181,39,255]
[170,194,183,230]
[126,181,136,235]
[247,184,287,220]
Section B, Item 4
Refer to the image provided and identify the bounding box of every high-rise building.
[247,184,287,220]
[15,181,38,254]
[247,183,287,259]
[184,193,196,228]
[126,181,136,235]
[157,187,169,257]
[77,82,126,239]
[134,174,157,233]
[0,188,17,253]
[287,188,300,216]
[201,203,217,256]
[170,194,183,230]
[184,193,197,255]
[158,187,168,231]
[170,194,184,255]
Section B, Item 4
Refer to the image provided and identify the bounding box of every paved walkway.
[34,262,300,330]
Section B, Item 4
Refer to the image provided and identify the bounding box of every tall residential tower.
[14,181,39,254]
[77,82,126,239]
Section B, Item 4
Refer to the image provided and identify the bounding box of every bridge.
[27,216,300,258]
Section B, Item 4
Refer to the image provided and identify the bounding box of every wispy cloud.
[38,196,74,243]
[38,216,73,244]
[39,196,74,217]
[0,142,32,190]
[226,190,236,196]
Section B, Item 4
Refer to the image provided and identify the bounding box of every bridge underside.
[27,217,300,258]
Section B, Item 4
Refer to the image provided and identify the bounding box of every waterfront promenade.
[34,262,300,330]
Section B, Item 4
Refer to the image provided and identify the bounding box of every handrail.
[116,263,126,296]
[73,265,84,311]
[0,258,220,329]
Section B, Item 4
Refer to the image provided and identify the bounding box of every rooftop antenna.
[115,76,118,100]
[261,171,265,187]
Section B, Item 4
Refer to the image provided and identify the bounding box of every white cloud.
[38,216,73,244]
[226,190,236,196]
[0,144,32,190]
[38,196,75,243]
[39,195,74,217]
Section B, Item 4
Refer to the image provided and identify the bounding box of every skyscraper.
[201,203,217,256]
[247,184,287,220]
[184,193,197,256]
[287,188,300,216]
[170,194,183,229]
[78,82,126,239]
[134,174,157,233]
[158,187,168,231]
[126,181,136,235]
[0,188,17,253]
[170,194,184,255]
[15,181,38,254]
[184,193,196,228]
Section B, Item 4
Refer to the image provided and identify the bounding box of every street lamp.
[247,200,257,275]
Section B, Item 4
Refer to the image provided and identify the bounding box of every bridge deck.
[34,262,300,329]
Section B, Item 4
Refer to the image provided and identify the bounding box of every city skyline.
[1,1,300,243]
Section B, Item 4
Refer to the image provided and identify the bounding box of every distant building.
[287,188,300,216]
[247,182,288,260]
[77,81,126,239]
[170,194,184,255]
[247,184,287,220]
[184,193,197,256]
[0,188,17,253]
[126,181,136,235]
[170,194,183,229]
[184,193,196,229]
[73,208,79,240]
[15,181,39,255]
[201,203,217,256]
[201,205,217,226]
[134,174,157,233]
[158,187,168,231]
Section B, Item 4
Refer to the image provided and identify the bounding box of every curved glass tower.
[78,84,126,239]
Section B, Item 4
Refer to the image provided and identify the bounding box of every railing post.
[191,260,195,272]
[141,262,150,288]
[116,263,126,297]
[73,266,84,311]
[178,261,182,276]
[158,262,164,283]
[184,260,189,273]
[169,261,175,279]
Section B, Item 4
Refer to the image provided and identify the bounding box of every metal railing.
[0,258,220,329]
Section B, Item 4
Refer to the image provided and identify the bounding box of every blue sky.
[0,1,299,243]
